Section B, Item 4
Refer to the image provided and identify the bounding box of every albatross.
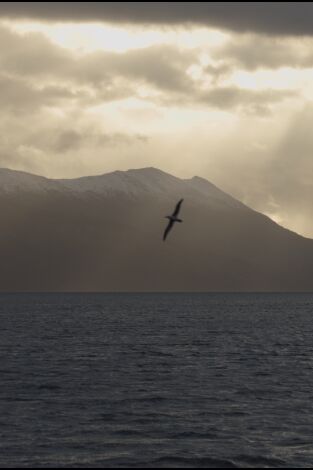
[163,199,184,241]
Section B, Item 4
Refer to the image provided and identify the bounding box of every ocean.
[0,293,313,468]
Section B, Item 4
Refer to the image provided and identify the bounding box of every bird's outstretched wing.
[173,199,184,217]
[163,219,174,241]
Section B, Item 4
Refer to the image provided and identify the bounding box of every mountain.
[0,166,312,292]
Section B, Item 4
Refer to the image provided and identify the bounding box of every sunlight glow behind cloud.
[3,20,229,53]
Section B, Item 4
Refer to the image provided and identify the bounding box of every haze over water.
[0,293,313,468]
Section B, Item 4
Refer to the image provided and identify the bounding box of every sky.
[0,2,313,236]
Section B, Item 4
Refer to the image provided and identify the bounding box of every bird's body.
[166,215,182,223]
[163,199,184,241]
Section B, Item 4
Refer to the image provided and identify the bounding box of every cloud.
[197,87,296,114]
[216,34,313,70]
[27,128,149,154]
[0,26,70,76]
[0,24,155,176]
[0,111,150,178]
[75,45,195,93]
[0,24,299,117]
[0,3,313,36]
[0,25,197,102]
[0,74,79,112]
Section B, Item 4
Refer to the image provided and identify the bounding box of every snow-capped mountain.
[0,167,247,210]
[0,168,60,193]
[0,167,312,292]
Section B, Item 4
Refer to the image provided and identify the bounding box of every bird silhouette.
[163,199,184,241]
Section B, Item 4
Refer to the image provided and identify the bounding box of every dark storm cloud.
[0,2,313,36]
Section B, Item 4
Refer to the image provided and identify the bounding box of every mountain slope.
[0,167,312,291]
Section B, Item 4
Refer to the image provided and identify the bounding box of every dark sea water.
[1,293,313,468]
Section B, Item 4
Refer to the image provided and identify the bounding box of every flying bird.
[163,199,184,241]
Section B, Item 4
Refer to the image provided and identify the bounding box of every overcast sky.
[0,2,313,236]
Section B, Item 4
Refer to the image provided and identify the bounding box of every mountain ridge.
[0,166,306,238]
[0,166,312,291]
